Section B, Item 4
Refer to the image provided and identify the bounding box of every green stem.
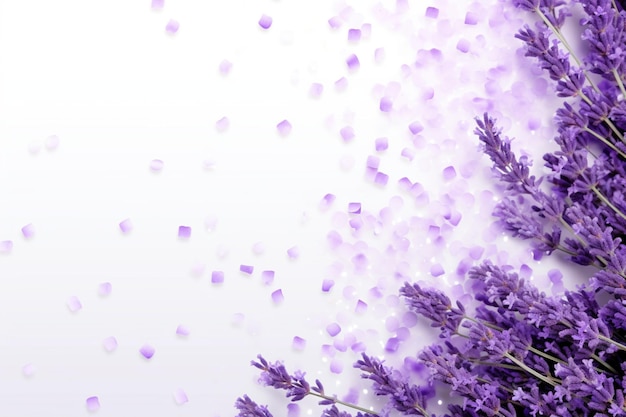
[308,392,380,416]
[591,186,626,221]
[504,353,560,386]
[583,127,626,159]
[598,334,626,353]
[591,353,618,374]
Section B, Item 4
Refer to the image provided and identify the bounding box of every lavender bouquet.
[236,0,626,415]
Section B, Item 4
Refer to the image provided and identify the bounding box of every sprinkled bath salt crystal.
[328,16,341,29]
[102,336,118,352]
[375,137,388,152]
[347,28,361,41]
[139,344,155,359]
[430,263,445,277]
[286,246,299,259]
[67,296,82,312]
[346,54,360,71]
[287,403,300,417]
[442,166,456,181]
[465,11,478,25]
[215,116,229,132]
[374,172,389,186]
[400,147,415,161]
[276,119,292,136]
[22,363,35,377]
[176,324,190,336]
[211,271,224,284]
[151,0,164,9]
[118,218,133,233]
[21,223,35,239]
[174,389,188,405]
[149,159,164,172]
[86,396,100,412]
[355,299,367,314]
[385,337,400,353]
[218,59,232,75]
[457,38,470,53]
[309,82,323,98]
[334,76,348,91]
[319,193,335,211]
[45,135,60,150]
[258,14,272,29]
[408,121,423,135]
[348,202,361,214]
[326,322,341,337]
[379,97,393,112]
[165,19,179,34]
[425,6,439,18]
[178,226,191,239]
[271,289,284,304]
[261,270,274,285]
[98,282,112,296]
[340,126,354,142]
[292,336,306,350]
[330,359,343,374]
[0,240,13,254]
[240,264,253,275]
[321,279,334,292]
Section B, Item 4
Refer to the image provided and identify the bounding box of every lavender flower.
[235,395,274,417]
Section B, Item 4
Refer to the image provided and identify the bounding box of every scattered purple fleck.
[343,285,357,300]
[21,223,35,239]
[361,23,371,37]
[139,344,155,359]
[351,341,366,352]
[272,289,285,304]
[287,403,301,417]
[292,336,306,350]
[174,389,188,405]
[321,344,336,357]
[349,217,363,230]
[346,54,360,71]
[379,97,393,112]
[369,286,383,299]
[326,322,341,337]
[309,82,323,98]
[408,121,423,134]
[396,0,409,12]
[335,77,348,91]
[374,47,385,63]
[448,210,462,226]
[258,14,272,29]
[519,264,532,279]
[287,246,300,259]
[240,265,254,275]
[215,116,230,132]
[348,202,361,214]
[430,263,445,277]
[322,279,335,292]
[465,12,478,25]
[422,87,435,100]
[22,363,35,377]
[366,155,380,169]
[327,230,342,248]
[402,312,418,327]
[218,60,232,75]
[252,242,265,255]
[178,226,191,239]
[330,359,343,374]
[374,172,389,186]
[211,270,224,284]
[319,193,336,210]
[86,396,100,412]
[119,218,133,234]
[328,16,342,29]
[176,325,190,336]
[527,118,540,130]
[355,299,367,314]
[150,159,164,172]
[385,337,401,352]
[98,282,112,296]
[277,119,292,136]
[0,240,13,254]
[375,137,388,152]
[469,245,484,260]
[261,270,275,285]
[67,296,82,313]
[333,338,348,352]
[45,135,60,150]
[456,39,470,53]
[401,147,416,161]
[102,336,118,352]
[425,6,439,18]
[340,126,355,142]
[151,0,164,9]
[548,269,563,284]
[348,28,361,41]
[165,19,180,34]
[396,327,411,341]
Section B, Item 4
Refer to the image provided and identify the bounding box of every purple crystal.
[86,396,100,412]
[139,344,155,359]
[258,14,272,29]
[178,226,191,239]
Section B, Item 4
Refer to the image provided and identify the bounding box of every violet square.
[178,226,191,239]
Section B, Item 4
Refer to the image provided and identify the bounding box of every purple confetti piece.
[408,121,423,135]
[119,218,133,234]
[292,336,306,350]
[355,299,367,314]
[165,19,180,34]
[151,0,164,9]
[430,263,445,277]
[379,97,393,112]
[340,126,355,142]
[385,337,400,352]
[252,242,265,255]
[176,324,190,336]
[287,403,301,417]
[102,336,118,352]
[361,23,371,37]
[45,135,60,151]
[425,6,439,18]
[326,322,341,337]
[215,117,230,132]
[319,193,336,210]
[178,226,191,239]
[139,344,155,359]
[402,312,418,327]
[321,344,335,357]
[333,338,348,352]
[374,47,385,63]
[375,137,388,151]
[261,270,275,285]
[328,16,341,29]
[150,159,164,172]
[309,83,323,98]
[400,147,415,161]
[330,359,343,374]
[258,14,272,29]
[240,264,253,275]
[98,282,112,296]
[67,296,82,313]
[349,217,363,230]
[327,230,342,248]
[277,119,292,136]
[456,39,470,53]
[348,202,361,214]
[374,172,389,186]
[346,54,360,70]
[286,246,300,259]
[21,223,35,239]
[219,60,232,75]
[335,76,348,91]
[0,240,13,254]
[271,289,284,304]
[366,155,380,169]
[211,270,224,284]
[347,28,361,41]
[396,327,411,341]
[442,166,456,180]
[86,396,100,412]
[22,363,35,377]
[465,12,478,25]
[548,269,563,284]
[322,279,335,292]
[351,341,366,352]
[174,389,188,405]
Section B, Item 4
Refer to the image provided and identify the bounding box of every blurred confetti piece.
[219,60,232,75]
[102,336,118,352]
[240,264,253,275]
[216,116,230,132]
[176,325,190,336]
[276,119,292,136]
[211,270,224,284]
[326,323,341,337]
[98,282,112,296]
[45,135,60,151]
[292,336,306,350]
[178,226,191,239]
[261,270,274,285]
[271,289,284,304]
[0,240,13,254]
[149,159,164,172]
[119,218,133,233]
[258,14,272,29]
[139,344,155,359]
[165,19,179,34]
[86,396,100,412]
[174,389,188,405]
[21,223,35,239]
[151,0,164,9]
[67,296,82,312]
[22,363,35,377]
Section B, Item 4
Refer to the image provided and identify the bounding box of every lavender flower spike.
[251,355,311,401]
[235,395,274,417]
[400,282,465,337]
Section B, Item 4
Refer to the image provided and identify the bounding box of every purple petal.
[176,325,190,336]
[98,282,112,296]
[86,396,100,412]
[456,39,470,53]
[174,389,188,405]
[178,226,191,239]
[211,271,224,284]
[149,159,164,172]
[379,97,393,112]
[319,193,336,210]
[548,269,563,284]
[22,363,35,377]
[375,137,388,151]
[67,296,82,313]
[21,223,35,239]
[292,336,306,350]
[366,155,380,169]
[218,60,232,75]
[102,337,118,352]
[374,47,385,63]
[425,7,439,18]
[0,240,13,254]
[286,246,299,259]
[287,403,301,417]
[355,299,367,314]
[215,117,230,132]
[340,126,355,142]
[139,344,155,359]
[326,322,341,337]
[402,312,418,327]
[322,279,335,292]
[329,359,343,374]
[165,19,180,34]
[401,147,415,161]
[240,264,254,275]
[328,16,342,29]
[252,241,265,255]
[309,83,324,98]
[442,166,456,181]
[346,54,360,70]
[430,263,445,277]
[119,218,133,234]
[347,28,361,41]
[348,202,361,214]
[271,289,284,304]
[374,172,389,186]
[258,14,272,29]
[277,119,292,136]
[335,77,348,91]
[261,270,275,285]
[151,0,164,9]
[385,337,400,352]
[45,135,60,150]
[408,121,423,135]
[465,12,478,25]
